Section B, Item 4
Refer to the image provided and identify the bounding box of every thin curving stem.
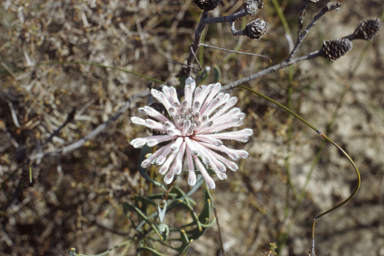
[239,85,361,256]
[309,130,361,256]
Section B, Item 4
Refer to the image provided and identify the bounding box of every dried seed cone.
[320,39,353,62]
[244,18,268,40]
[244,0,258,17]
[244,0,264,16]
[353,18,382,40]
[194,0,220,11]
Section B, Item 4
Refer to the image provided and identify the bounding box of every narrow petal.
[185,137,199,156]
[140,106,170,123]
[216,172,227,180]
[188,170,197,186]
[185,77,196,108]
[202,142,249,160]
[185,144,195,173]
[145,119,167,133]
[130,138,146,148]
[200,96,222,117]
[193,155,216,190]
[155,145,173,165]
[200,83,221,114]
[164,168,175,184]
[162,86,174,104]
[147,135,178,147]
[192,141,226,173]
[199,142,239,160]
[170,137,183,152]
[189,140,211,165]
[211,96,238,120]
[193,134,223,146]
[198,118,243,134]
[212,108,243,125]
[169,86,180,105]
[181,120,191,136]
[207,149,239,172]
[167,128,182,136]
[207,129,253,142]
[131,116,146,126]
[141,146,168,168]
[172,141,186,175]
[194,85,210,108]
[151,89,172,110]
[159,151,178,175]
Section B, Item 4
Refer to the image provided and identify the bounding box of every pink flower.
[130,77,252,189]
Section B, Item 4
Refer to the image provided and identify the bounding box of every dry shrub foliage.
[0,0,383,256]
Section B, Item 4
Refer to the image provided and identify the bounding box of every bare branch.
[297,0,310,36]
[288,2,342,60]
[222,51,321,91]
[29,90,151,161]
[200,43,271,62]
[185,10,209,76]
[230,21,246,36]
[201,9,248,24]
[42,107,76,146]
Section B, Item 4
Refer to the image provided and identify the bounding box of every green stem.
[240,84,361,229]
[271,0,292,36]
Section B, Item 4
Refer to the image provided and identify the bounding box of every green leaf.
[158,223,169,240]
[213,65,221,83]
[122,202,164,240]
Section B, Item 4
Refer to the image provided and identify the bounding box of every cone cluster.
[244,18,268,40]
[320,39,353,62]
[353,18,382,41]
[194,0,220,11]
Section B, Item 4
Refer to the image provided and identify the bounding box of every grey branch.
[297,0,309,36]
[185,10,208,76]
[184,9,249,75]
[288,2,342,60]
[230,21,246,36]
[201,9,248,24]
[29,90,151,161]
[200,43,271,62]
[222,51,321,91]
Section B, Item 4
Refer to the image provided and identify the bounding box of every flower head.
[130,77,253,189]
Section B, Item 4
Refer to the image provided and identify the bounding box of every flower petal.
[141,146,168,168]
[211,96,238,120]
[159,151,178,175]
[139,106,170,123]
[147,135,178,147]
[208,129,253,142]
[184,77,196,108]
[193,134,223,146]
[151,89,172,110]
[200,83,221,114]
[193,155,216,190]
